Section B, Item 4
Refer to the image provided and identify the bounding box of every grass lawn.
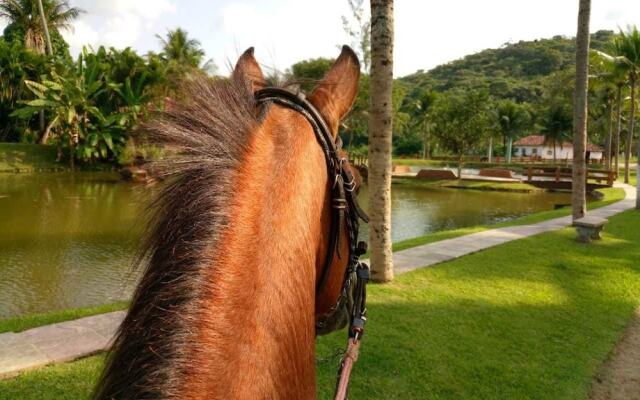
[2,209,640,399]
[0,302,128,335]
[393,177,541,193]
[392,158,578,172]
[618,168,637,187]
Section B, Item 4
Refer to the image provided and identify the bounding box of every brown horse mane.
[93,76,263,399]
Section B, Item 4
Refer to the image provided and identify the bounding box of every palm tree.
[606,27,640,186]
[613,26,640,207]
[156,28,205,68]
[0,0,81,54]
[495,99,531,163]
[593,45,631,174]
[368,0,394,282]
[541,105,572,163]
[572,0,591,221]
[406,89,436,159]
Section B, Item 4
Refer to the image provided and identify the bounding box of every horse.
[93,45,366,400]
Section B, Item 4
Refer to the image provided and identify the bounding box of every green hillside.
[400,30,614,102]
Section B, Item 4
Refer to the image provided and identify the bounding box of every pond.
[0,172,573,318]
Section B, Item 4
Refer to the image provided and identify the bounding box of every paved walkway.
[0,183,636,378]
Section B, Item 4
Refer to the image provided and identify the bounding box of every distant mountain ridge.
[399,30,614,102]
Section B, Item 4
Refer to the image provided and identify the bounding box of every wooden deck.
[525,166,616,191]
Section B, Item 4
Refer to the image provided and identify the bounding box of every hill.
[399,30,615,103]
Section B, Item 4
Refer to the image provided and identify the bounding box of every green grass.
[0,302,128,334]
[392,158,576,172]
[0,143,61,172]
[0,355,105,400]
[316,209,640,399]
[389,186,625,252]
[3,210,640,399]
[393,177,541,193]
[0,143,114,172]
[618,167,637,187]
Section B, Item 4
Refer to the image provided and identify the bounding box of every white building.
[513,135,603,160]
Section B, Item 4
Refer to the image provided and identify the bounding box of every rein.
[255,88,370,400]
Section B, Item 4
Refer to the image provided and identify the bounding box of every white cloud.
[7,0,640,77]
[61,20,98,52]
[63,0,176,54]
[213,0,351,74]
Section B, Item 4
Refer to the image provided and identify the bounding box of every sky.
[2,0,640,77]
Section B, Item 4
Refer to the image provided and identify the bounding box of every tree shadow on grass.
[316,212,640,399]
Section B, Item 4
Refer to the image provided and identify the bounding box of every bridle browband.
[255,87,370,399]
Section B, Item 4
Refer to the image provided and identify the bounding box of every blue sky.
[2,0,640,76]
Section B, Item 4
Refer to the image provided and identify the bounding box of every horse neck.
[180,112,329,399]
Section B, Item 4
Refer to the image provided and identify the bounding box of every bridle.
[255,87,370,399]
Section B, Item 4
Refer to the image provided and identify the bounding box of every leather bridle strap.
[254,87,369,400]
[254,87,361,294]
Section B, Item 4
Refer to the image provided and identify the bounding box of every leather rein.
[255,87,370,400]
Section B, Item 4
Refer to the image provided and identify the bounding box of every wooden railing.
[525,166,616,186]
[348,154,368,167]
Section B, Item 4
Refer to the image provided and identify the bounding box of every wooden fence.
[525,166,616,186]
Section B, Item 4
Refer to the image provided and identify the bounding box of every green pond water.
[0,172,573,318]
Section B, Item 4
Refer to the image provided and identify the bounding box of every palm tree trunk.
[553,139,557,163]
[487,136,493,163]
[615,84,622,175]
[39,110,45,137]
[368,0,394,282]
[572,0,590,221]
[606,99,613,169]
[506,136,513,163]
[39,118,56,144]
[457,153,463,178]
[37,0,53,141]
[625,76,635,184]
[37,0,54,56]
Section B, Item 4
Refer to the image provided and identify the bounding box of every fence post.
[527,166,532,181]
[607,170,614,186]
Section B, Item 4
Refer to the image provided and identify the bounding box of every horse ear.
[233,47,266,92]
[308,45,360,136]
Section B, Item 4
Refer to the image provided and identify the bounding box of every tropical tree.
[12,48,155,166]
[402,88,437,158]
[0,0,81,55]
[342,0,371,72]
[541,104,572,162]
[495,99,532,163]
[432,90,495,177]
[593,43,629,173]
[612,26,640,206]
[0,36,46,141]
[368,0,394,282]
[290,57,334,92]
[572,0,591,221]
[600,27,640,184]
[156,28,205,68]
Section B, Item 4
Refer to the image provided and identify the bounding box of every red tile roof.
[586,143,604,152]
[514,135,546,146]
[514,135,603,152]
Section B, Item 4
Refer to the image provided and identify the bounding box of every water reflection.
[357,183,572,242]
[0,173,141,318]
[0,173,572,317]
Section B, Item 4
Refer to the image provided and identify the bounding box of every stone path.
[0,311,125,378]
[385,182,636,274]
[0,183,636,378]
